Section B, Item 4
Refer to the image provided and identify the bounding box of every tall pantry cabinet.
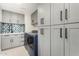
[0,8,2,52]
[38,3,79,56]
[65,4,79,56]
[51,25,65,56]
[51,3,65,25]
[51,3,65,56]
[38,3,51,56]
[51,3,79,56]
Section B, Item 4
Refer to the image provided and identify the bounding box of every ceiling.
[0,3,38,14]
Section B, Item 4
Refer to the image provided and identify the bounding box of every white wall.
[24,4,38,33]
[25,14,38,33]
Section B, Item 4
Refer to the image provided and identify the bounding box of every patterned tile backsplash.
[0,22,25,33]
[12,24,25,33]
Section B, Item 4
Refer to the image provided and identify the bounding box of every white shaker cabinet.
[51,24,79,56]
[38,26,50,56]
[0,35,1,51]
[10,34,24,48]
[17,14,24,24]
[19,34,24,46]
[38,3,50,26]
[11,13,18,23]
[0,8,2,22]
[1,35,11,50]
[2,10,11,23]
[37,3,79,56]
[11,34,20,48]
[51,3,79,24]
[65,24,79,56]
[51,25,65,56]
[59,3,79,23]
[65,4,79,23]
[51,3,64,25]
[1,34,24,50]
[2,10,24,24]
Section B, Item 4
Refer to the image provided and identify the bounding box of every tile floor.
[0,46,29,56]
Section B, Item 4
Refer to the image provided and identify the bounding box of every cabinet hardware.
[40,28,44,35]
[12,39,13,42]
[40,18,44,24]
[65,28,68,39]
[60,28,62,38]
[10,39,13,42]
[10,39,12,42]
[65,9,68,20]
[60,11,62,21]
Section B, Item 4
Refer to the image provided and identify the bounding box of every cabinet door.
[0,9,2,22]
[11,34,19,47]
[2,35,11,50]
[2,10,11,23]
[66,24,79,56]
[64,25,70,56]
[64,3,70,23]
[11,13,18,23]
[38,26,50,56]
[51,3,64,25]
[51,25,65,56]
[19,34,24,46]
[38,3,50,26]
[17,14,24,24]
[0,35,1,51]
[68,4,79,23]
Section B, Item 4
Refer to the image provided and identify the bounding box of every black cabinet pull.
[40,28,44,35]
[10,39,13,42]
[10,39,11,42]
[40,18,44,24]
[60,28,62,38]
[65,9,68,20]
[65,28,68,39]
[12,39,13,42]
[60,11,62,21]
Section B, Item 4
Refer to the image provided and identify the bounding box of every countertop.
[0,32,24,35]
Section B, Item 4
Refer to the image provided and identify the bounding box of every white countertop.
[0,32,24,35]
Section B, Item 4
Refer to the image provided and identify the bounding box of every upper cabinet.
[11,12,18,24]
[66,3,79,23]
[51,3,64,25]
[51,3,79,25]
[2,10,11,23]
[2,10,25,24]
[38,3,51,26]
[31,10,38,26]
[0,8,2,22]
[17,14,24,24]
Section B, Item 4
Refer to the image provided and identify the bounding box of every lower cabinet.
[19,34,24,46]
[51,25,65,56]
[1,35,11,50]
[1,34,24,50]
[51,24,79,56]
[11,34,20,48]
[65,24,79,56]
[38,26,50,56]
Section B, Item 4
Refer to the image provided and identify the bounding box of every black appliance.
[24,33,38,56]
